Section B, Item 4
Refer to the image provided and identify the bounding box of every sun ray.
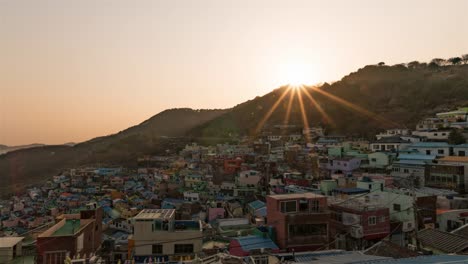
[255,86,291,134]
[283,88,295,125]
[310,86,400,127]
[297,87,311,143]
[302,88,335,126]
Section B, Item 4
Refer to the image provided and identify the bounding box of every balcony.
[286,212,330,225]
[287,235,328,246]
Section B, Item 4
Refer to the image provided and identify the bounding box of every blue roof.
[255,207,267,217]
[393,160,427,166]
[333,188,369,195]
[234,236,278,251]
[410,142,451,148]
[397,154,436,160]
[455,144,468,148]
[361,255,468,264]
[248,200,266,210]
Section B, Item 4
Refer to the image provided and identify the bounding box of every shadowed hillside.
[190,64,468,139]
[3,63,468,193]
[0,108,227,195]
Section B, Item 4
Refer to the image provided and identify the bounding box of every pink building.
[208,208,226,222]
[266,193,330,251]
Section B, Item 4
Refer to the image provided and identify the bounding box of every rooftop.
[133,209,175,220]
[372,136,410,144]
[0,237,24,248]
[234,235,278,251]
[410,142,451,148]
[52,219,82,236]
[438,156,468,163]
[268,192,325,200]
[418,228,468,253]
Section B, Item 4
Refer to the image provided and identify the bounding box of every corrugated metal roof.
[418,228,468,253]
[234,235,278,251]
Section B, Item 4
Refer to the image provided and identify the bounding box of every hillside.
[190,64,468,138]
[3,63,468,194]
[0,108,226,195]
[0,144,46,155]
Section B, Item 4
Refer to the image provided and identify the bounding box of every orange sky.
[1,0,468,145]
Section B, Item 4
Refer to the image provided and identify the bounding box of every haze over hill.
[2,60,468,194]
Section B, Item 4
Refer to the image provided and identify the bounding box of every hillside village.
[3,107,468,263]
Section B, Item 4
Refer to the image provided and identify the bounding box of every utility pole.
[410,173,421,252]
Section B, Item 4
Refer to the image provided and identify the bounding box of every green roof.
[52,219,81,236]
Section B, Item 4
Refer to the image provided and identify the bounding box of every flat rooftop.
[39,218,93,238]
[52,219,82,236]
[0,237,24,248]
[268,192,325,200]
[133,209,175,220]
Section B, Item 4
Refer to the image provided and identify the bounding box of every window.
[152,244,163,254]
[438,149,444,154]
[426,150,431,155]
[280,201,297,213]
[434,133,438,136]
[174,244,194,254]
[393,204,401,211]
[380,216,386,223]
[459,151,466,157]
[288,224,327,236]
[371,158,377,162]
[403,169,409,173]
[311,200,320,212]
[368,216,377,225]
[442,133,446,136]
[299,199,309,212]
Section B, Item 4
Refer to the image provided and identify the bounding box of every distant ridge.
[2,60,468,193]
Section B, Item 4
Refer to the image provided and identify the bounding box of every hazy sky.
[1,0,468,145]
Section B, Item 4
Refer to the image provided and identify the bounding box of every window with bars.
[152,244,163,254]
[174,244,194,254]
[280,201,297,213]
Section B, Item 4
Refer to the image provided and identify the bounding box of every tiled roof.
[438,156,468,163]
[418,228,468,253]
[364,240,420,259]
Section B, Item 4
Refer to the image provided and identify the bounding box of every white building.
[407,142,452,157]
[376,129,411,139]
[412,130,451,141]
[132,209,202,262]
[0,237,23,263]
[183,191,200,202]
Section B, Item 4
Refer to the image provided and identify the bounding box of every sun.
[276,62,318,87]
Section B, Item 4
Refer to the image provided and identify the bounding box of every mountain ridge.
[2,61,468,194]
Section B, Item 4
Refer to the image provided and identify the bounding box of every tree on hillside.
[431,58,446,66]
[448,129,466,145]
[448,57,462,65]
[378,62,385,66]
[407,61,420,69]
[462,54,468,64]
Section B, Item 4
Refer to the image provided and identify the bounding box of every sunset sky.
[1,0,468,145]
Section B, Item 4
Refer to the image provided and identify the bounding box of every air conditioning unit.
[402,221,414,232]
[350,225,364,238]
